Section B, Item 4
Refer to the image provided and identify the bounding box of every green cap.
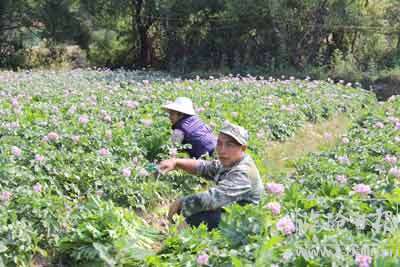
[220,121,249,145]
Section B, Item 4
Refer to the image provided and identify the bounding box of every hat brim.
[162,103,196,116]
[219,130,246,145]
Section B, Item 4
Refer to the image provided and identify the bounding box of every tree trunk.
[132,0,152,67]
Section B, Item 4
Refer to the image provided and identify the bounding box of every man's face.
[168,110,182,125]
[216,133,245,167]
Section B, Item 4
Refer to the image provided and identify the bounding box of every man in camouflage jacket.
[159,121,264,230]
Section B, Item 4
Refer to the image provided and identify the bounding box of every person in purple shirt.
[163,97,216,159]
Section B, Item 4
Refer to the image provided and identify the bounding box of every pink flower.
[341,137,350,144]
[141,119,153,127]
[353,184,372,196]
[169,147,178,157]
[11,98,19,107]
[196,253,209,266]
[125,100,138,109]
[0,191,12,202]
[103,114,112,123]
[137,168,149,177]
[276,217,296,235]
[323,132,332,140]
[99,148,110,156]
[375,122,384,129]
[266,202,281,215]
[122,168,131,177]
[256,130,265,139]
[11,146,21,157]
[78,115,89,125]
[116,121,125,129]
[384,155,397,165]
[33,183,42,193]
[47,132,59,141]
[336,175,347,184]
[67,106,76,115]
[265,183,285,196]
[389,167,400,178]
[355,255,372,267]
[72,135,80,144]
[35,154,44,162]
[388,116,399,124]
[338,155,351,165]
[196,107,205,113]
[105,130,113,140]
[8,122,19,129]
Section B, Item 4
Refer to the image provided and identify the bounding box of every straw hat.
[162,97,196,116]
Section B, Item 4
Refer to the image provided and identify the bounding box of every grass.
[263,114,352,178]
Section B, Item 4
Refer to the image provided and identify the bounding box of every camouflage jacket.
[181,154,264,217]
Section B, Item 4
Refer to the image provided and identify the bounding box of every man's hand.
[158,158,199,176]
[159,158,177,174]
[168,199,182,222]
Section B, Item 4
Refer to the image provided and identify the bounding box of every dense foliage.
[0,69,377,265]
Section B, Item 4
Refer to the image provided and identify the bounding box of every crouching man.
[159,121,264,230]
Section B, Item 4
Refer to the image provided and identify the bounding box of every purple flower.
[266,202,281,215]
[196,253,209,266]
[353,184,372,196]
[33,183,42,193]
[265,183,285,196]
[0,191,12,202]
[335,175,347,184]
[355,255,372,267]
[99,148,110,156]
[276,217,296,235]
[389,167,400,179]
[395,122,400,130]
[337,155,351,165]
[122,168,131,177]
[11,146,22,157]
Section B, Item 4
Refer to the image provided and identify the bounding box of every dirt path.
[263,114,351,178]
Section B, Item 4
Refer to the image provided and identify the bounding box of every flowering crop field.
[1,69,397,266]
